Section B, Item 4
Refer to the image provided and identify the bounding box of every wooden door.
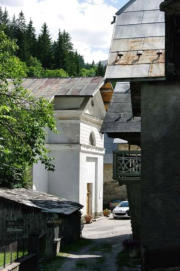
[86,183,92,215]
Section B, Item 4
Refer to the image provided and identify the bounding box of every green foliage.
[26,56,43,77]
[0,30,57,188]
[95,61,106,76]
[43,68,69,78]
[0,30,27,78]
[80,67,96,77]
[0,8,101,77]
[37,23,53,68]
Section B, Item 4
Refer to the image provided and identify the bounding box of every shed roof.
[105,0,165,81]
[0,188,82,215]
[101,82,141,134]
[19,77,104,101]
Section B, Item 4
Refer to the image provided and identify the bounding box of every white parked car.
[112,201,130,219]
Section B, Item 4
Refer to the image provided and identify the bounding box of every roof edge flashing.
[116,0,136,15]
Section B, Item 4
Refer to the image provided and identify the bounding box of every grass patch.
[41,254,66,271]
[62,238,92,253]
[0,251,28,267]
[41,238,93,271]
[116,250,141,271]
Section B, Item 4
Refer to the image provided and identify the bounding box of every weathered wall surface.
[126,183,141,241]
[103,164,127,205]
[33,162,48,193]
[141,81,180,268]
[48,146,80,202]
[48,120,80,144]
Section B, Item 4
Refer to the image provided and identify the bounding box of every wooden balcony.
[113,150,141,185]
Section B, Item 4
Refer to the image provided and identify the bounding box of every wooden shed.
[0,188,82,259]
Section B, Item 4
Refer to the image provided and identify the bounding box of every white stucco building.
[22,77,109,216]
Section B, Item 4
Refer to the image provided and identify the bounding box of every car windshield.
[119,201,128,207]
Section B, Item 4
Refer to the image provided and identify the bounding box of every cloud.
[0,0,117,63]
[0,0,25,6]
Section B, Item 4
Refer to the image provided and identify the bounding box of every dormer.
[105,0,165,81]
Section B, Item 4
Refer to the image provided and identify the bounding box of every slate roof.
[0,188,82,215]
[101,82,141,133]
[16,77,104,100]
[105,0,165,80]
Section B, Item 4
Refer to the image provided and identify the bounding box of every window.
[89,132,96,146]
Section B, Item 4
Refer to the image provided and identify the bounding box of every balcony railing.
[113,150,141,184]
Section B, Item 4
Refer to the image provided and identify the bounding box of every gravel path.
[58,215,132,271]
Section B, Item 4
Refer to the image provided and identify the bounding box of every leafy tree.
[43,68,69,78]
[80,67,96,77]
[27,56,43,77]
[0,30,56,188]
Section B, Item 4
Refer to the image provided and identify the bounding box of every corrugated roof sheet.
[101,82,141,133]
[18,77,104,100]
[105,0,165,80]
[0,188,82,215]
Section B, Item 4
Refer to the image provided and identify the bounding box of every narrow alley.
[42,216,134,271]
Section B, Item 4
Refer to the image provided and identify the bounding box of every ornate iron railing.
[113,150,141,184]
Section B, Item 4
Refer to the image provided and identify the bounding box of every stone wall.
[103,164,127,206]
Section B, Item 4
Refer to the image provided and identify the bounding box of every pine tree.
[26,19,37,59]
[16,11,28,62]
[53,30,64,69]
[37,23,53,68]
[96,61,105,76]
[0,8,10,34]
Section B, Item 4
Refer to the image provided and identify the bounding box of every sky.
[0,0,129,63]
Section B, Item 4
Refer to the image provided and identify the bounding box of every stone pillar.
[141,81,180,269]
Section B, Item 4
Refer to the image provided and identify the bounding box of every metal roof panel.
[114,82,130,93]
[111,37,165,52]
[116,10,164,26]
[121,0,163,12]
[114,23,165,39]
[108,50,165,66]
[105,63,165,79]
[20,77,104,100]
[106,0,165,80]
